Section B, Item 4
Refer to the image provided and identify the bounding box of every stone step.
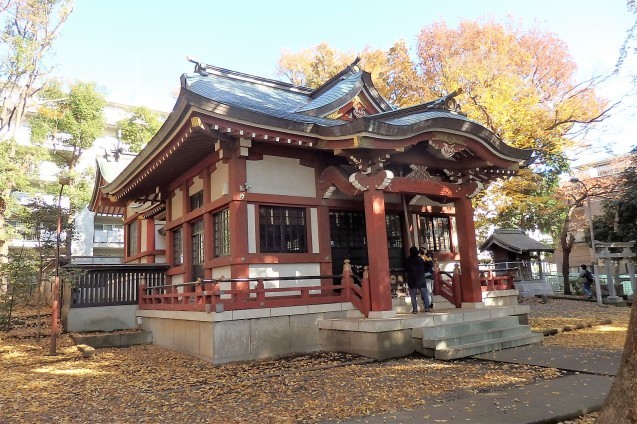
[429,333,544,360]
[412,315,520,340]
[392,295,454,314]
[420,324,534,350]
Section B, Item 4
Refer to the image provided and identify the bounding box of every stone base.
[320,328,414,360]
[461,302,486,309]
[368,310,397,319]
[138,302,357,364]
[71,331,152,348]
[604,296,626,307]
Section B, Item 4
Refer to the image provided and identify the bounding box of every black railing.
[63,263,169,308]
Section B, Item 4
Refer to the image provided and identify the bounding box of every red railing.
[433,263,514,308]
[341,260,371,317]
[139,259,373,316]
[479,269,515,291]
[433,263,462,308]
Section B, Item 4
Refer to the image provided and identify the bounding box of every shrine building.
[88,59,538,362]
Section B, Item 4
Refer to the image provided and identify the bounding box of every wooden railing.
[432,263,515,308]
[478,269,515,291]
[139,259,373,316]
[433,263,462,308]
[65,264,169,308]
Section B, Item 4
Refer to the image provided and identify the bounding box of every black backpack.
[585,270,594,283]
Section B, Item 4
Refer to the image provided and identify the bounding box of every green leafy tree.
[30,80,105,253]
[0,249,36,330]
[0,0,73,289]
[593,151,637,243]
[117,106,164,153]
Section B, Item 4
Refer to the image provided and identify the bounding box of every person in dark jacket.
[420,248,434,309]
[405,246,430,314]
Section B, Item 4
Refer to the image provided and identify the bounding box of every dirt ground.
[0,298,630,423]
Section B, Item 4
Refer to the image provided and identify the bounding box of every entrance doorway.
[329,210,404,277]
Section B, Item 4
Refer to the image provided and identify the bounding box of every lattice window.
[329,211,366,249]
[259,206,307,253]
[127,220,138,256]
[214,209,230,257]
[173,227,183,265]
[386,213,403,248]
[190,190,204,211]
[418,215,452,252]
[192,219,204,279]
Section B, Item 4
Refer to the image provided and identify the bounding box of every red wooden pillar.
[316,206,332,287]
[165,200,173,285]
[182,183,193,283]
[202,167,213,280]
[228,154,250,298]
[144,219,155,263]
[363,189,393,314]
[454,196,482,304]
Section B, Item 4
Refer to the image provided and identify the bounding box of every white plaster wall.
[310,208,319,254]
[171,188,183,219]
[155,222,166,250]
[172,274,184,285]
[247,204,256,253]
[189,176,203,195]
[210,162,229,201]
[141,220,148,251]
[155,255,166,263]
[212,266,232,279]
[249,263,321,296]
[246,155,316,197]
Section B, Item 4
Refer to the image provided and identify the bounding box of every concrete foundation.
[137,302,356,364]
[64,305,138,333]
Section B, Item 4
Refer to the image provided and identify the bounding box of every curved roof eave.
[104,83,533,198]
[88,163,103,212]
[360,72,393,112]
[295,77,364,117]
[102,89,193,195]
[315,115,533,164]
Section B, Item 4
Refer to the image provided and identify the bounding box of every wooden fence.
[64,264,169,308]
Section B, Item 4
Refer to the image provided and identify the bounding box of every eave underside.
[105,105,531,203]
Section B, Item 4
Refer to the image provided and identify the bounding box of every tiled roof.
[185,73,344,127]
[377,109,474,126]
[295,71,363,114]
[479,229,554,254]
[96,153,136,183]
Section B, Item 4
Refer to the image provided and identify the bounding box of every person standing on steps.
[420,248,434,309]
[406,246,430,314]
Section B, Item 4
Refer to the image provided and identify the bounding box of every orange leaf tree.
[278,17,612,279]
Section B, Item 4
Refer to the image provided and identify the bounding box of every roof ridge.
[191,61,313,94]
[308,57,362,99]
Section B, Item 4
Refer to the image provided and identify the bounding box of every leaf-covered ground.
[0,299,630,423]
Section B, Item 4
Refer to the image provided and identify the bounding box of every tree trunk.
[596,301,637,422]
